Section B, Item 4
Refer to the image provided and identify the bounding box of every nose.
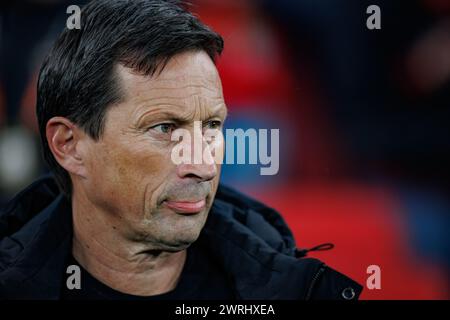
[176,161,217,182]
[176,134,218,182]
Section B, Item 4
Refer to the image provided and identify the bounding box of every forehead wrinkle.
[132,98,226,126]
[116,57,223,98]
[146,71,222,94]
[186,95,227,121]
[133,107,179,125]
[120,71,225,124]
[141,83,221,102]
[131,90,226,122]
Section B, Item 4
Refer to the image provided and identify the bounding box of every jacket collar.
[0,194,72,299]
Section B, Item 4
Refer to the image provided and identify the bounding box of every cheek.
[86,139,175,215]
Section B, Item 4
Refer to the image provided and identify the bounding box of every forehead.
[113,50,225,119]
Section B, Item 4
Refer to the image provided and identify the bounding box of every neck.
[71,191,186,297]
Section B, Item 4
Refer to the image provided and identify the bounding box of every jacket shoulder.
[304,262,363,300]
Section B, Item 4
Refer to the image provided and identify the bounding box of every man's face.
[77,50,227,251]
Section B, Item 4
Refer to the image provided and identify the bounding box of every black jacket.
[0,176,362,300]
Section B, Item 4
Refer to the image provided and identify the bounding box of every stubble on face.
[75,50,227,252]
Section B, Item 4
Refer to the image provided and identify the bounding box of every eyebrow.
[135,105,228,126]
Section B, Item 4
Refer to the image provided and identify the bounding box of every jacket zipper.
[305,263,327,300]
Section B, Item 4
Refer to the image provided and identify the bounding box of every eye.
[204,120,222,130]
[150,123,176,134]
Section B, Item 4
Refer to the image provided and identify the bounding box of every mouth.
[163,198,206,215]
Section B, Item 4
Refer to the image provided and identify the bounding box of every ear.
[46,117,88,178]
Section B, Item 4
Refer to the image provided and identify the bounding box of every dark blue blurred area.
[261,0,450,186]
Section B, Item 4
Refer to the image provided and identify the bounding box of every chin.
[157,236,198,252]
[173,229,202,246]
[137,209,208,250]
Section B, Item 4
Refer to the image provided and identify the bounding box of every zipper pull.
[295,243,335,258]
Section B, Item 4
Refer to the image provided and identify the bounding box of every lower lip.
[164,199,206,214]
